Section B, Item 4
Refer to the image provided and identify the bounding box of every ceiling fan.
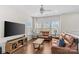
[40,5,52,14]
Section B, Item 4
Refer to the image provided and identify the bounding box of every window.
[33,16,60,35]
[51,20,60,35]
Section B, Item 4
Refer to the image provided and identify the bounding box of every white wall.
[60,13,79,36]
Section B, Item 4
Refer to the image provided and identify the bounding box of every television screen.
[4,21,25,37]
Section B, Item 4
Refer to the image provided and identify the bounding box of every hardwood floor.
[42,41,52,54]
[13,40,52,54]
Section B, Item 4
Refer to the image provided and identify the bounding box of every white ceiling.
[1,5,79,16]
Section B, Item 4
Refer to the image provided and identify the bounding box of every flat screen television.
[4,21,25,37]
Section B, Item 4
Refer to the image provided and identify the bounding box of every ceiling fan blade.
[44,9,52,11]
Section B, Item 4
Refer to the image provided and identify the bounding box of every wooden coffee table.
[33,38,44,50]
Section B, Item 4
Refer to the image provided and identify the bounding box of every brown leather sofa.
[51,33,78,54]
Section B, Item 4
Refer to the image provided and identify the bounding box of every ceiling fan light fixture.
[40,5,52,15]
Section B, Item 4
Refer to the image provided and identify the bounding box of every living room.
[0,5,79,54]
